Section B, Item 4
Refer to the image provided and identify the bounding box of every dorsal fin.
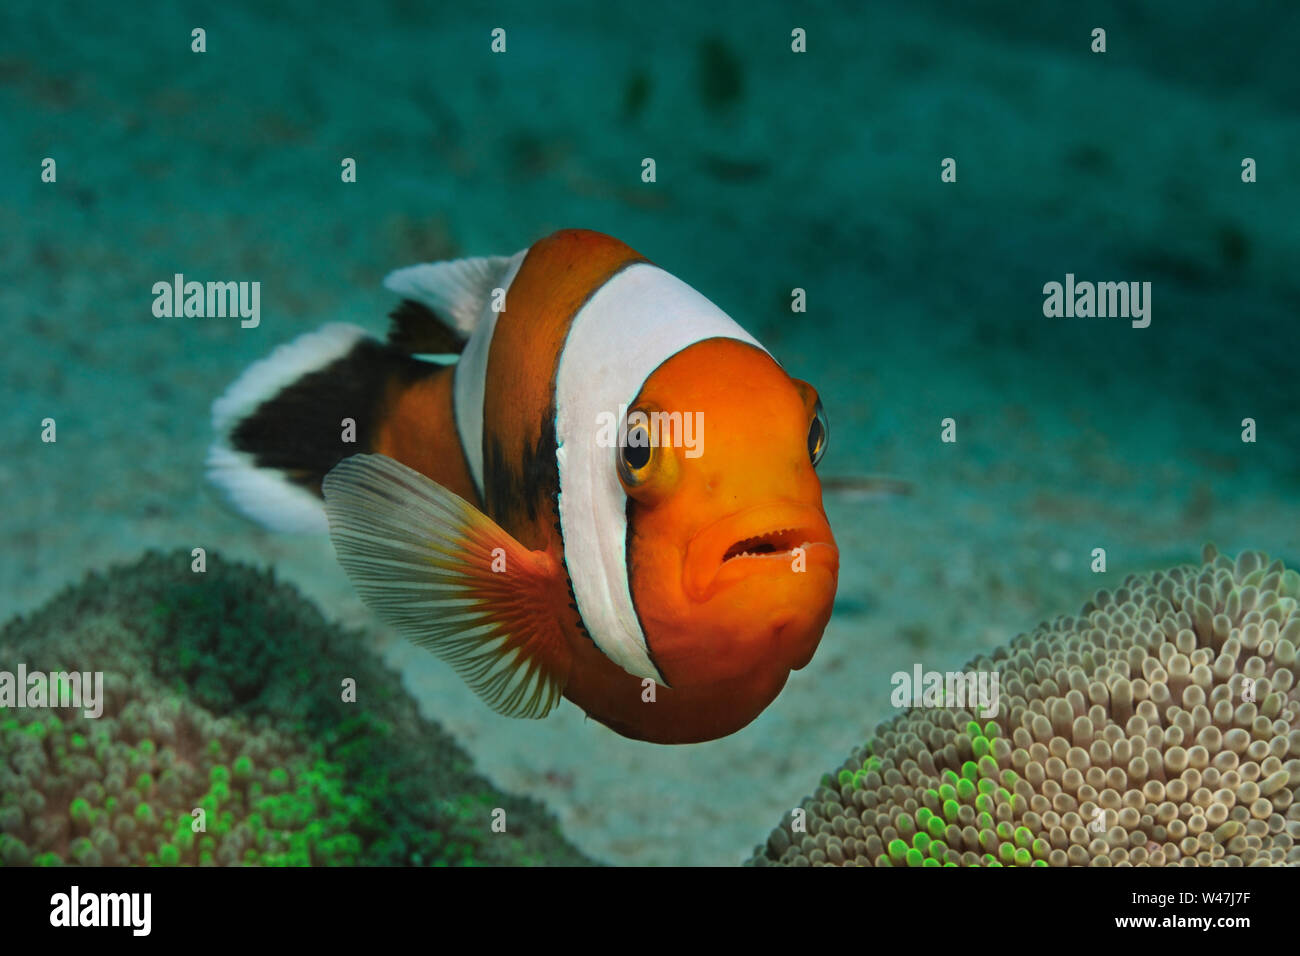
[383,253,522,339]
[386,299,469,355]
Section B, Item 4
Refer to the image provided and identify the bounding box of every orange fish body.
[209,229,838,743]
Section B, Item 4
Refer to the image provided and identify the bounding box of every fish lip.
[683,501,837,601]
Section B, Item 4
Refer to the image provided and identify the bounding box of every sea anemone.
[749,546,1300,866]
[0,550,594,866]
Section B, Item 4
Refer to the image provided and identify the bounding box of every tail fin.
[207,323,452,533]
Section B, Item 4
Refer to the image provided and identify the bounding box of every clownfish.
[208,229,838,743]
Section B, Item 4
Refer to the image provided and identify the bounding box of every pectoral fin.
[322,453,571,719]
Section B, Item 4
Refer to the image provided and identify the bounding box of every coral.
[749,547,1300,867]
[0,551,595,866]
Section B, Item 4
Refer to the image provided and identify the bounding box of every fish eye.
[618,424,653,486]
[807,399,828,467]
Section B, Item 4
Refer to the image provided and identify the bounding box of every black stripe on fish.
[229,339,430,494]
[387,299,469,355]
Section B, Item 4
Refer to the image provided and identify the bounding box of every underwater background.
[2,0,1298,865]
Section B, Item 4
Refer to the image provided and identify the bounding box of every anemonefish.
[208,229,838,743]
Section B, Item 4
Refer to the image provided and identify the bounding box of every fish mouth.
[684,502,837,601]
[721,528,810,562]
